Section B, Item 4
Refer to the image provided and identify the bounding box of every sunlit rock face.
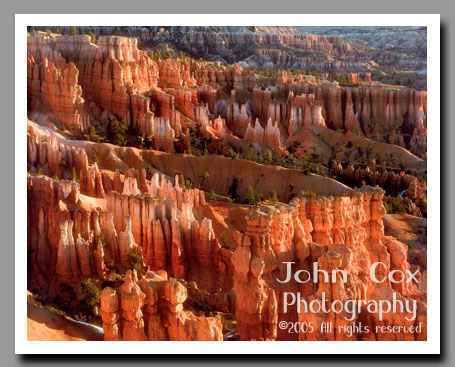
[27,29,427,341]
[101,270,223,341]
[231,187,425,341]
[27,31,427,158]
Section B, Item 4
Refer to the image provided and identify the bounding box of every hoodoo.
[26,26,427,342]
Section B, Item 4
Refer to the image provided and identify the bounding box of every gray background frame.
[1,0,453,365]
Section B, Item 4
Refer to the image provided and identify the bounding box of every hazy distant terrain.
[32,25,427,89]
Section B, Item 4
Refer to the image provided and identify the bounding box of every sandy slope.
[29,120,351,202]
[286,126,426,171]
[383,213,427,271]
[383,213,427,251]
[27,303,103,341]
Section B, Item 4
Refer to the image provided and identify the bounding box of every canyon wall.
[27,124,236,312]
[34,26,426,90]
[27,171,427,341]
[230,187,426,341]
[28,32,427,159]
[27,169,233,297]
[27,30,427,341]
[248,80,427,158]
[28,32,159,130]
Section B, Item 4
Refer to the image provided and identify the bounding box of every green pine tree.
[245,186,256,205]
[268,190,278,205]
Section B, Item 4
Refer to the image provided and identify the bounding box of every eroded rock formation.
[101,270,223,341]
[231,187,426,341]
[330,160,427,206]
[27,29,427,342]
[28,31,427,159]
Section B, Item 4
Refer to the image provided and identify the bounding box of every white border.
[15,14,440,354]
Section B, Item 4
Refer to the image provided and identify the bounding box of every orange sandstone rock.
[231,187,426,341]
[101,270,223,341]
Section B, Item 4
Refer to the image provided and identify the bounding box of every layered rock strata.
[231,187,426,341]
[27,30,427,342]
[28,32,427,158]
[27,169,232,309]
[244,118,283,152]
